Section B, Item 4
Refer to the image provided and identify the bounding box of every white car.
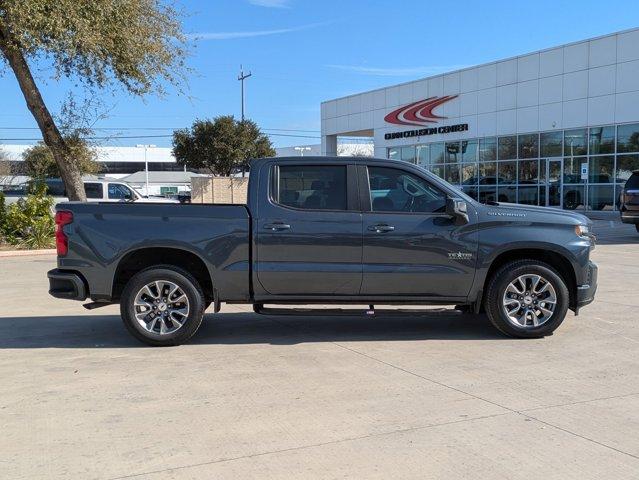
[4,179,179,206]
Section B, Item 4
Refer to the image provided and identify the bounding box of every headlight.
[575,225,590,237]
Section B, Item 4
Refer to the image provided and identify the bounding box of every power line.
[0,132,321,141]
[0,126,321,133]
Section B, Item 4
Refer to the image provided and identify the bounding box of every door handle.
[264,222,291,231]
[367,224,395,233]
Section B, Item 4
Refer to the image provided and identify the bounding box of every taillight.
[55,210,73,256]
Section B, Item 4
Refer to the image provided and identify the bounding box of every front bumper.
[48,269,87,301]
[575,261,598,312]
[620,212,639,224]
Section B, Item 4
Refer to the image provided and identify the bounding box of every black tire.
[635,224,639,233]
[120,265,206,346]
[485,260,569,338]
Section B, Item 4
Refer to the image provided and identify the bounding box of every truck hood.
[481,202,590,226]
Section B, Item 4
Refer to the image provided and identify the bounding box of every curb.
[0,249,56,258]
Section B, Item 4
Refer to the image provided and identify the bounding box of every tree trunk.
[0,27,86,201]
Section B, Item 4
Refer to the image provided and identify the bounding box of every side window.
[368,166,447,213]
[108,183,133,199]
[84,183,103,199]
[276,165,347,210]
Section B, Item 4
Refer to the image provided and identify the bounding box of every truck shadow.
[0,311,504,349]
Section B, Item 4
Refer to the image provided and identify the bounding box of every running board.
[253,304,465,317]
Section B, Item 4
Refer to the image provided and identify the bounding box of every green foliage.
[22,136,101,180]
[0,0,189,96]
[1,183,55,248]
[0,191,5,227]
[172,116,277,176]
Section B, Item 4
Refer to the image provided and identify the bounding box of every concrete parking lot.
[1,218,638,479]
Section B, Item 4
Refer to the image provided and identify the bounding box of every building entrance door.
[546,159,563,208]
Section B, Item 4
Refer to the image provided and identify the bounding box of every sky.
[1,0,638,149]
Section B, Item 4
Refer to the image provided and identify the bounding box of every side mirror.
[446,197,469,225]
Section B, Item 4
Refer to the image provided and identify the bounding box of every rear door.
[255,162,362,295]
[360,164,477,298]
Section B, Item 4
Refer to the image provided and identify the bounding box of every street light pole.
[238,65,252,122]
[136,144,156,196]
[294,146,311,157]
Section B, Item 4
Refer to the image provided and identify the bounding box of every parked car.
[619,170,639,232]
[48,156,597,346]
[5,178,179,206]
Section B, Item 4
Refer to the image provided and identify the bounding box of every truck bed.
[56,202,251,302]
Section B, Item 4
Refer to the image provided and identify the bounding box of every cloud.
[189,21,327,41]
[248,0,290,7]
[325,64,469,77]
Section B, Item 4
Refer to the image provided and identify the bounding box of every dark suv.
[619,170,639,232]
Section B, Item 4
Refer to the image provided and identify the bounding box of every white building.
[321,28,639,211]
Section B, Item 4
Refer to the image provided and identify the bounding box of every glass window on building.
[617,123,639,153]
[388,147,400,160]
[401,146,416,163]
[589,126,615,154]
[563,184,586,210]
[445,141,461,163]
[498,161,517,184]
[498,136,517,160]
[616,154,639,183]
[519,159,539,184]
[498,185,517,203]
[540,131,563,157]
[479,137,496,161]
[430,143,445,163]
[416,145,429,167]
[478,186,497,204]
[429,164,445,179]
[518,134,538,159]
[461,140,478,163]
[479,162,497,185]
[462,186,478,200]
[563,156,586,183]
[589,156,614,183]
[518,185,539,206]
[445,164,461,184]
[564,129,587,156]
[461,163,477,186]
[588,185,614,211]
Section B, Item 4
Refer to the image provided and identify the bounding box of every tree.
[172,116,276,176]
[0,1,188,200]
[22,136,102,181]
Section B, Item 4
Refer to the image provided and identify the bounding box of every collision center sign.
[383,95,468,140]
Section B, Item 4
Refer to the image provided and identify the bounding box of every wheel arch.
[480,247,578,311]
[112,247,214,302]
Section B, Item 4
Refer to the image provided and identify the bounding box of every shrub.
[1,184,55,248]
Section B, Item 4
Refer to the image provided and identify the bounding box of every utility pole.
[136,144,156,196]
[238,65,252,122]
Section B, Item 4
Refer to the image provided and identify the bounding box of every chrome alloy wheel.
[502,274,557,328]
[134,280,190,335]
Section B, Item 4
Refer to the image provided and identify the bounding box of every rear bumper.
[48,269,87,301]
[575,261,598,311]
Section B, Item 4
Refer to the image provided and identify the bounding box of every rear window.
[626,172,639,190]
[84,183,103,199]
[275,165,347,211]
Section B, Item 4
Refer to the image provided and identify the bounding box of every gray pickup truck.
[48,156,598,346]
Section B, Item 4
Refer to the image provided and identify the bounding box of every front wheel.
[120,266,206,346]
[485,260,569,338]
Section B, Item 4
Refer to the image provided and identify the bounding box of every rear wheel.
[485,260,569,338]
[121,266,206,346]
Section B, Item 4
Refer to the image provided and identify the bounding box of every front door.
[360,165,477,298]
[546,159,563,207]
[255,163,363,296]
